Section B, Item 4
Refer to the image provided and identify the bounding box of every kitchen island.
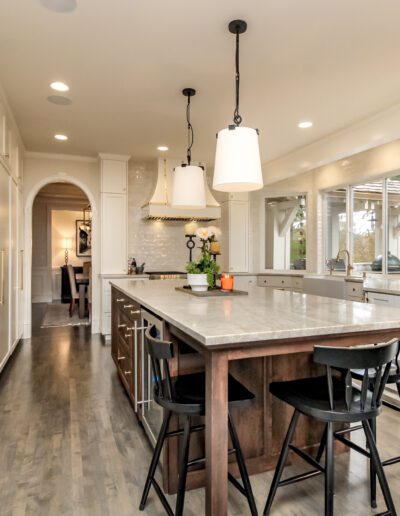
[110,278,400,516]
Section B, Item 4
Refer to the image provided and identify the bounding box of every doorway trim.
[24,172,100,337]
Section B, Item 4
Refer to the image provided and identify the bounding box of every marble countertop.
[110,279,400,348]
[364,277,400,295]
[100,273,149,279]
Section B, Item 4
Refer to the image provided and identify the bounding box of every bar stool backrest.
[314,338,399,412]
[145,324,174,401]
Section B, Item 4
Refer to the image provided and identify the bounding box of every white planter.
[187,273,209,292]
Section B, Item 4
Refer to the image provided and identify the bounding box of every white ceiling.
[1,0,400,167]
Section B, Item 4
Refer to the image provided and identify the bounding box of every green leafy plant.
[186,226,221,287]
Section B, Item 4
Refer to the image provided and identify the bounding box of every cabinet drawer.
[117,338,133,391]
[258,275,292,288]
[118,314,135,351]
[292,277,303,290]
[347,295,364,303]
[366,291,400,306]
[345,281,364,299]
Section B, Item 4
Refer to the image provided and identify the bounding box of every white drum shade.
[171,165,206,208]
[213,126,263,192]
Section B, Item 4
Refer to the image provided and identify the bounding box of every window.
[324,176,400,274]
[387,175,400,274]
[265,196,307,270]
[352,181,383,272]
[325,189,347,270]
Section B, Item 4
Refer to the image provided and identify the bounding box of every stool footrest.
[289,444,325,472]
[187,448,236,468]
[334,432,371,459]
[382,399,400,413]
[334,424,363,435]
[278,468,323,487]
[228,473,247,496]
[151,479,174,516]
[166,424,205,438]
[382,455,400,467]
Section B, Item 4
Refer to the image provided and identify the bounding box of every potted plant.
[186,227,221,291]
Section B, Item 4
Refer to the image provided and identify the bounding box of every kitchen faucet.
[336,249,354,277]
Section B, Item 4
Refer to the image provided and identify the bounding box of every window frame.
[322,175,396,275]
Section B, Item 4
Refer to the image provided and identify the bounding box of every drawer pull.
[118,324,127,329]
[130,310,141,315]
[124,304,134,309]
[116,298,125,303]
[125,333,132,338]
[117,356,125,361]
[124,370,132,375]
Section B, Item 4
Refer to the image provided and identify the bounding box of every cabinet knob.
[123,304,134,309]
[118,324,126,328]
[130,310,140,315]
[116,298,125,303]
[124,370,132,375]
[125,333,132,338]
[117,356,125,361]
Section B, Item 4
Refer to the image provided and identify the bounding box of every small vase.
[187,273,209,292]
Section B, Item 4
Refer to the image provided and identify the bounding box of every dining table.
[75,272,89,319]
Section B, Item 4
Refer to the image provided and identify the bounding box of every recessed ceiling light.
[54,134,68,141]
[40,0,77,13]
[50,81,69,92]
[298,121,313,129]
[47,95,72,105]
[157,146,168,151]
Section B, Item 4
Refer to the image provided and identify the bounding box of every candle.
[184,222,197,236]
[210,241,220,254]
[221,274,234,291]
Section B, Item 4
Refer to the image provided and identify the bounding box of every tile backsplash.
[127,160,225,272]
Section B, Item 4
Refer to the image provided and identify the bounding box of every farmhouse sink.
[303,274,346,299]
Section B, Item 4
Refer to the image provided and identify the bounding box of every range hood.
[142,158,221,221]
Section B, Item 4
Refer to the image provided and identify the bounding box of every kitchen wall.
[251,138,400,273]
[127,160,227,272]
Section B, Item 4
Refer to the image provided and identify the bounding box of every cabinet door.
[101,193,127,274]
[101,159,127,194]
[10,181,18,347]
[229,200,249,272]
[0,165,9,367]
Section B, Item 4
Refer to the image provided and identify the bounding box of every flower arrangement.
[186,226,221,288]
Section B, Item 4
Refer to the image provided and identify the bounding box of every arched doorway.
[24,173,99,338]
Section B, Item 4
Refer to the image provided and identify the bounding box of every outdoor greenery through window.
[325,175,400,274]
[265,196,307,270]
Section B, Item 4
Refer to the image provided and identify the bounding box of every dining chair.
[67,264,79,317]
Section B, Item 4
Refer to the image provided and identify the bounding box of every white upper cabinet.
[100,156,129,194]
[0,102,11,167]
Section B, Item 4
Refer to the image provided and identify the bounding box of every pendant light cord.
[186,94,194,165]
[233,30,242,126]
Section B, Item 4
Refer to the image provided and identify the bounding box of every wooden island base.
[161,328,341,495]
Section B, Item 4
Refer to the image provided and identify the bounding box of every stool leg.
[175,416,191,516]
[316,424,328,463]
[397,382,400,398]
[369,418,377,509]
[325,422,334,516]
[363,420,397,516]
[263,410,300,516]
[140,411,171,510]
[228,414,258,516]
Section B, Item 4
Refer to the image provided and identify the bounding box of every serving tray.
[175,286,248,297]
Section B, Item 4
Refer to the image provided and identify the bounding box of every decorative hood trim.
[142,158,221,221]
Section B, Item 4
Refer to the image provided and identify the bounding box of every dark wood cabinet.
[60,265,83,303]
[111,287,142,411]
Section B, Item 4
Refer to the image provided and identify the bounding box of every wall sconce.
[63,238,72,265]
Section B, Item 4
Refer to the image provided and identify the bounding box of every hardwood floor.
[0,305,399,515]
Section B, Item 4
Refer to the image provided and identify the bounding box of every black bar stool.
[139,324,258,516]
[348,338,400,509]
[263,339,398,516]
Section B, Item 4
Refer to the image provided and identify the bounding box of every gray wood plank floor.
[0,304,399,515]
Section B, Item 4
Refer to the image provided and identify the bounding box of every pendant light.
[171,88,207,208]
[213,20,263,192]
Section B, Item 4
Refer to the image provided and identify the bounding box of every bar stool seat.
[270,375,379,423]
[155,371,254,415]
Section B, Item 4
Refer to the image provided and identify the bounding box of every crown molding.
[24,151,98,163]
